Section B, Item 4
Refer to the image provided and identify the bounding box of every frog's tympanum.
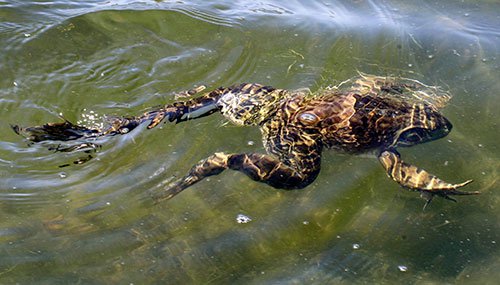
[13,74,478,207]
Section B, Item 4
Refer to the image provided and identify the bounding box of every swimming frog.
[13,74,478,206]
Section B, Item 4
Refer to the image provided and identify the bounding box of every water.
[1,0,499,283]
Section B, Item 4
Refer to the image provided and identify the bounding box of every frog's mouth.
[394,116,452,147]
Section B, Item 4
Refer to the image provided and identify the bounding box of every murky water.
[1,0,499,283]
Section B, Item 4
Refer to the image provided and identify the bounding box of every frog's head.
[394,105,452,147]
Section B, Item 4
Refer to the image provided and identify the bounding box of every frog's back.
[264,92,407,153]
[262,74,453,154]
[322,74,451,152]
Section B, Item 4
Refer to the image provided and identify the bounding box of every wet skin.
[13,74,478,206]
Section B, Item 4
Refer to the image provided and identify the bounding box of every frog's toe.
[423,179,477,195]
[446,179,474,189]
[152,183,183,203]
[420,180,479,209]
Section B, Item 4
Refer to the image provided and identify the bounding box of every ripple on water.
[3,9,258,109]
[0,1,499,284]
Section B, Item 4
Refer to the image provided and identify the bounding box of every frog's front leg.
[152,152,320,201]
[378,150,478,205]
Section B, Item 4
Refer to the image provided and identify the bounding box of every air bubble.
[398,265,408,272]
[352,243,360,249]
[236,214,252,224]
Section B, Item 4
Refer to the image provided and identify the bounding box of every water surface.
[0,0,499,283]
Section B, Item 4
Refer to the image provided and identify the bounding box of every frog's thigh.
[227,153,311,189]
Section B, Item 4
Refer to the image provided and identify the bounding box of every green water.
[0,1,498,284]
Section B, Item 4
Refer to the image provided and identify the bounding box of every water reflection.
[0,0,498,283]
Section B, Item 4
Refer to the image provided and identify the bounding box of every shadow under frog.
[13,74,478,208]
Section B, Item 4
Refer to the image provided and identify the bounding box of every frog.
[13,73,478,207]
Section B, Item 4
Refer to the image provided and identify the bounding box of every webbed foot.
[11,120,97,142]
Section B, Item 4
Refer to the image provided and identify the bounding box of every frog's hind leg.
[152,152,320,202]
[13,84,282,143]
[378,150,478,206]
[12,86,224,143]
[144,85,222,128]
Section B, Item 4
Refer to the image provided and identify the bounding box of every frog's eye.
[298,112,319,125]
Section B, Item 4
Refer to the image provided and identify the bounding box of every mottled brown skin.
[13,74,478,206]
